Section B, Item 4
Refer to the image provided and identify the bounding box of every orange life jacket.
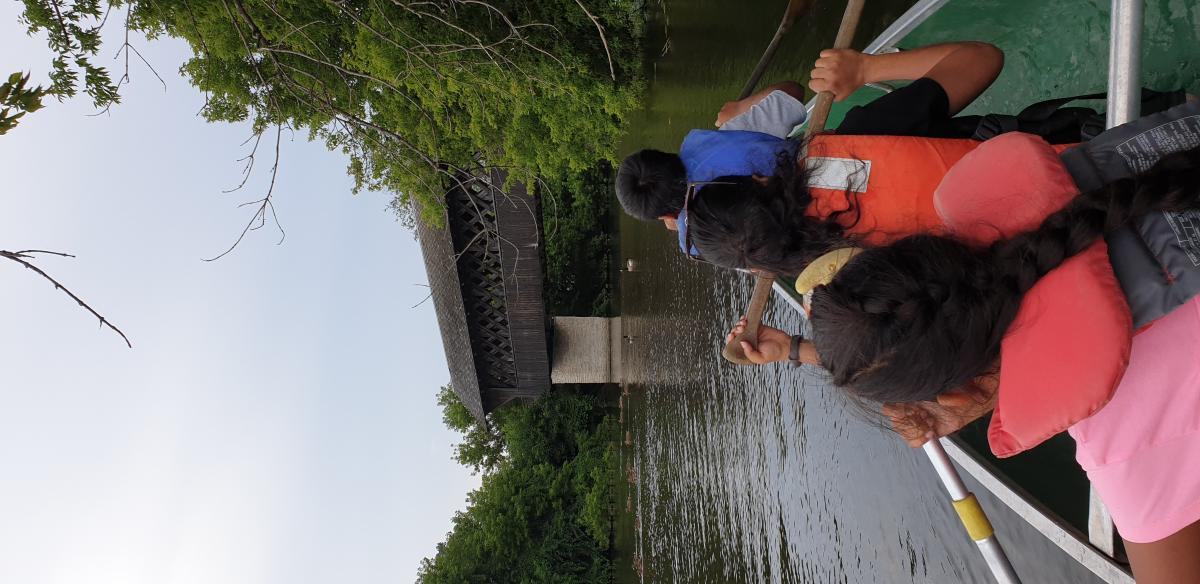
[805,134,1074,246]
[934,132,1131,457]
[803,134,980,245]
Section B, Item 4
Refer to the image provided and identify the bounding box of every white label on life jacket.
[806,157,871,193]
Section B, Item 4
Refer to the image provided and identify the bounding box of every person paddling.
[616,41,1007,257]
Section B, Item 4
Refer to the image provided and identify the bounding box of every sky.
[0,6,480,583]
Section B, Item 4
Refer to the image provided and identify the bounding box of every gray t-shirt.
[719,90,808,138]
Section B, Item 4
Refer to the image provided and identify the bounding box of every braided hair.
[810,144,1200,403]
[688,149,858,274]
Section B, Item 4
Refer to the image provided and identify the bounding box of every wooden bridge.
[416,170,621,423]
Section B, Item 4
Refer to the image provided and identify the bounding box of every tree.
[16,0,633,314]
[16,0,119,107]
[426,390,617,583]
[437,386,507,475]
[16,0,644,227]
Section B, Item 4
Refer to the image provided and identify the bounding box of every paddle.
[738,0,817,101]
[925,439,1022,584]
[722,0,865,365]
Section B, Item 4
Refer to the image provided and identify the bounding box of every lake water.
[605,0,1191,582]
[613,215,1108,584]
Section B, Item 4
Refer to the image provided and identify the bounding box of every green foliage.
[17,0,120,107]
[0,72,50,135]
[17,0,630,311]
[426,390,618,583]
[541,164,616,317]
[500,386,596,467]
[437,385,478,434]
[16,0,644,225]
[574,417,619,548]
[437,386,508,475]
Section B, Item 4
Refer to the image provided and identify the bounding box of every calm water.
[615,215,1106,584]
[609,0,1198,582]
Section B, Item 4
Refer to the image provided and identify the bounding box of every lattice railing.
[446,176,517,390]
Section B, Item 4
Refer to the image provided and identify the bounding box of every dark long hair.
[810,144,1200,403]
[687,148,857,274]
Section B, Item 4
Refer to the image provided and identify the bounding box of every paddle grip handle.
[722,273,777,365]
[807,0,865,130]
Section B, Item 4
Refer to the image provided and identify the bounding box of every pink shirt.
[1069,298,1200,543]
[935,132,1200,542]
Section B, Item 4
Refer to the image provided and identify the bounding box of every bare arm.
[716,81,807,127]
[724,317,819,365]
[1124,522,1200,584]
[809,42,1003,115]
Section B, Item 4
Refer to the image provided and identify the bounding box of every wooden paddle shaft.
[738,0,817,100]
[722,271,777,364]
[723,0,866,365]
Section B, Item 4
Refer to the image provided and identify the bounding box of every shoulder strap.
[973,88,1188,143]
[1015,91,1107,122]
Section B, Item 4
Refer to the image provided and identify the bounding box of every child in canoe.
[616,41,1009,258]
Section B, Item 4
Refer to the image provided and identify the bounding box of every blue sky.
[0,6,479,583]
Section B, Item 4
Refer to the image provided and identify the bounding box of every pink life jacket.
[934,132,1133,458]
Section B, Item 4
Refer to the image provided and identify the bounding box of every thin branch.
[456,0,565,69]
[224,131,264,193]
[12,249,76,258]
[204,124,286,261]
[124,43,168,91]
[410,283,433,308]
[259,46,406,95]
[572,0,615,80]
[45,0,74,52]
[93,6,166,117]
[1,249,132,347]
[180,0,213,56]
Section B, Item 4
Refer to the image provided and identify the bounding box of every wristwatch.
[788,334,805,367]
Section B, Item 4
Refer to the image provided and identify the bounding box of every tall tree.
[16,0,643,226]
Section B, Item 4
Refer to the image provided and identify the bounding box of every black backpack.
[954,88,1187,144]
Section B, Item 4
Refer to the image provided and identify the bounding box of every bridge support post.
[550,316,623,384]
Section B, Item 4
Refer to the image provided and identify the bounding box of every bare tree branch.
[1,249,132,347]
[572,0,615,80]
[92,6,167,117]
[205,124,286,261]
[224,130,265,193]
[410,283,433,308]
[207,0,556,263]
[12,249,76,258]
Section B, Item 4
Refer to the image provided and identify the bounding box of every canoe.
[771,1,1199,582]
